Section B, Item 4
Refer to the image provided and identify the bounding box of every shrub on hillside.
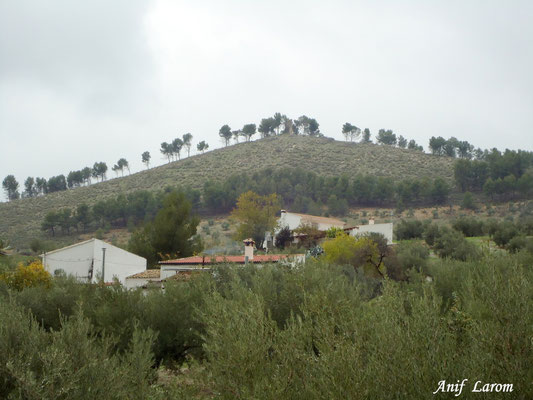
[395,219,425,240]
[452,217,484,237]
[433,230,480,261]
[493,221,519,247]
[396,241,430,273]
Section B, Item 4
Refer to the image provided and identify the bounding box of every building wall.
[43,239,146,285]
[43,240,94,282]
[278,212,303,231]
[124,277,160,289]
[278,213,344,232]
[349,223,394,245]
[160,265,208,279]
[91,239,146,285]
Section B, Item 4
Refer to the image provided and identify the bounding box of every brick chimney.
[243,238,255,262]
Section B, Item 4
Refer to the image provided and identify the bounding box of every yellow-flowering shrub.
[0,260,51,290]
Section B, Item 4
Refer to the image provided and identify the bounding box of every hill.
[0,135,455,248]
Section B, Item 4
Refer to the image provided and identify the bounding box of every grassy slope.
[0,135,455,248]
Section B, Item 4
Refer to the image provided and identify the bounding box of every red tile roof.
[159,254,303,265]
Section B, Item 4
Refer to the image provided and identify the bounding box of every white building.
[277,210,346,231]
[42,238,147,285]
[347,219,394,245]
[124,269,161,289]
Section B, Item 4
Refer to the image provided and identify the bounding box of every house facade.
[42,238,147,285]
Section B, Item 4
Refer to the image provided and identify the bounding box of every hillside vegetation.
[0,135,454,247]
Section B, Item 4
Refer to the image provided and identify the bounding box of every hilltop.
[0,135,455,247]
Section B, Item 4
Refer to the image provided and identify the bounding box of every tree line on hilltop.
[3,111,532,202]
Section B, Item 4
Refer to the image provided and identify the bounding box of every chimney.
[243,238,255,262]
[369,218,375,225]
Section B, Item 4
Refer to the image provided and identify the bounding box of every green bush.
[493,221,519,247]
[0,301,156,399]
[452,217,484,237]
[395,219,425,240]
[396,241,430,273]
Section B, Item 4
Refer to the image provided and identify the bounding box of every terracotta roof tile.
[126,269,161,279]
[159,254,304,265]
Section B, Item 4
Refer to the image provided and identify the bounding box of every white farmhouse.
[277,210,346,231]
[42,238,147,285]
[347,218,394,245]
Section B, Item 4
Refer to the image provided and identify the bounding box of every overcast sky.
[1,0,532,199]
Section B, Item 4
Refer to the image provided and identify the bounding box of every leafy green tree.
[76,203,91,231]
[2,175,19,201]
[397,135,408,149]
[197,141,209,153]
[258,118,275,138]
[242,124,256,142]
[430,178,450,204]
[428,136,446,155]
[456,140,473,159]
[118,158,130,175]
[182,133,193,157]
[433,229,480,261]
[461,192,477,210]
[141,151,151,169]
[231,191,281,248]
[81,167,92,185]
[128,191,202,265]
[41,211,60,236]
[376,129,397,145]
[23,177,37,197]
[395,241,429,272]
[323,234,385,277]
[172,138,184,160]
[160,142,172,163]
[219,125,232,146]
[35,177,48,194]
[443,137,459,157]
[112,164,120,177]
[67,170,84,188]
[92,162,108,182]
[47,175,68,192]
[362,128,371,143]
[395,219,425,240]
[342,123,361,142]
[407,139,423,151]
[517,171,533,197]
[307,118,320,136]
[275,226,292,249]
[294,115,321,136]
[273,112,283,135]
[342,122,354,141]
[327,194,348,216]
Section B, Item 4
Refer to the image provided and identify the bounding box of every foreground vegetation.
[1,245,533,398]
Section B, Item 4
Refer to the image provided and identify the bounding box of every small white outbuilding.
[41,238,146,285]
